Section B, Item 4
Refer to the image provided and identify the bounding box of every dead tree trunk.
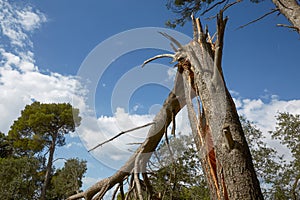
[176,11,263,199]
[68,10,263,200]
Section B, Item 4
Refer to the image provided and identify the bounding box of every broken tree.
[68,10,263,200]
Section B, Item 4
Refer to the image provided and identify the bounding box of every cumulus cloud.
[235,96,300,134]
[0,1,86,133]
[76,91,300,171]
[0,0,46,48]
[76,106,191,170]
[17,8,46,32]
[234,95,300,160]
[77,108,154,169]
[0,47,87,133]
[64,142,83,149]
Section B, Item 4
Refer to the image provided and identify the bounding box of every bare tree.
[68,10,263,200]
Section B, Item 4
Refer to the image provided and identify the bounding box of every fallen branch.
[67,65,190,200]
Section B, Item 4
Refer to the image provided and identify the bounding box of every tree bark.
[174,11,263,199]
[272,0,300,33]
[40,135,57,200]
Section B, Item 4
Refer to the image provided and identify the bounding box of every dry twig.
[88,122,155,152]
[237,8,279,30]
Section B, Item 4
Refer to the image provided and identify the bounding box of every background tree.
[147,117,281,199]
[49,158,87,200]
[144,115,297,200]
[241,116,283,199]
[148,134,210,200]
[270,112,300,200]
[0,132,43,199]
[0,132,12,158]
[8,101,81,200]
[0,156,43,200]
[165,0,300,33]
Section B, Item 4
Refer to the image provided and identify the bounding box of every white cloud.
[235,95,300,160]
[64,142,83,149]
[76,105,192,170]
[132,104,140,112]
[16,8,46,32]
[77,108,154,169]
[0,0,46,48]
[0,1,87,134]
[237,97,300,134]
[77,93,300,170]
[0,52,87,133]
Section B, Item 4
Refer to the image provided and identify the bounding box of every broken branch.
[237,8,279,30]
[141,54,175,67]
[88,122,155,152]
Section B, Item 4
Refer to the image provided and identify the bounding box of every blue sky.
[1,0,300,195]
[31,0,299,100]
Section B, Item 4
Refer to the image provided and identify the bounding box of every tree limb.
[201,0,226,16]
[237,9,279,30]
[142,54,175,67]
[88,122,155,152]
[134,152,143,200]
[67,65,191,200]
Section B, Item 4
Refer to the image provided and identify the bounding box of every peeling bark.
[173,11,263,199]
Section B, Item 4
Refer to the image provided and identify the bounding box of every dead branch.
[125,177,135,200]
[272,0,300,34]
[141,172,153,199]
[88,122,155,152]
[277,23,300,32]
[205,0,241,21]
[134,152,143,200]
[171,110,176,136]
[200,0,226,16]
[159,32,183,49]
[222,0,241,12]
[111,184,120,200]
[142,54,175,67]
[126,142,143,145]
[237,8,279,30]
[119,182,125,200]
[163,124,177,195]
[67,64,190,200]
